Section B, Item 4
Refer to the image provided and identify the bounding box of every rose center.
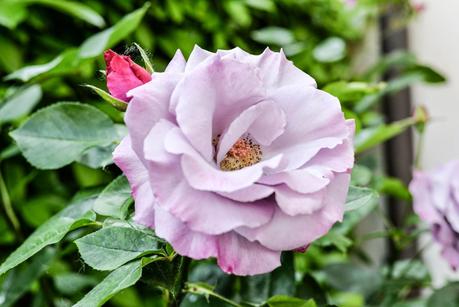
[214,135,262,171]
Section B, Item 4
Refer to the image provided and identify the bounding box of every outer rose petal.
[217,184,274,202]
[165,49,186,73]
[125,72,180,161]
[104,49,152,102]
[113,136,155,228]
[185,45,214,72]
[218,47,316,90]
[274,185,326,216]
[264,86,350,171]
[216,232,281,276]
[237,173,350,251]
[154,206,218,259]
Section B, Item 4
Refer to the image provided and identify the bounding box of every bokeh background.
[0,0,457,306]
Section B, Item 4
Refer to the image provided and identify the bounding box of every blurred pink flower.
[410,161,459,270]
[412,1,426,13]
[345,0,356,7]
[104,49,152,102]
[113,46,354,275]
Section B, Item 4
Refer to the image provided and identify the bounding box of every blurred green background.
[0,1,452,306]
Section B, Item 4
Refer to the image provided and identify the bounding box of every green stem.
[0,164,21,236]
[184,282,242,307]
[174,255,191,306]
[414,129,425,169]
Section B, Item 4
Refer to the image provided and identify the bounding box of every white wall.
[409,0,459,287]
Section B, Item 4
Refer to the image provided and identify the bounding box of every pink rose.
[410,161,459,270]
[113,46,355,275]
[104,49,152,102]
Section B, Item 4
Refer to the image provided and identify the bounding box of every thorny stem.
[0,164,21,237]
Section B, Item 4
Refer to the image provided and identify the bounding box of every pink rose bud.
[104,49,152,102]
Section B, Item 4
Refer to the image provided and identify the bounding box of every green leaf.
[21,0,104,28]
[295,274,327,306]
[333,186,379,235]
[0,85,42,125]
[265,295,317,307]
[355,117,418,153]
[73,260,143,307]
[251,27,295,46]
[316,232,352,253]
[345,186,379,212]
[407,64,446,83]
[427,282,459,307]
[0,248,55,307]
[350,164,372,186]
[241,252,295,303]
[79,3,150,58]
[246,0,276,12]
[5,3,149,82]
[376,177,411,201]
[77,144,116,169]
[0,1,28,29]
[313,37,346,63]
[10,102,118,170]
[224,0,251,27]
[4,48,79,82]
[134,43,154,73]
[364,51,417,81]
[323,263,383,298]
[75,226,160,271]
[322,81,385,104]
[83,85,127,111]
[0,35,23,72]
[0,192,97,276]
[93,176,132,219]
[53,272,98,295]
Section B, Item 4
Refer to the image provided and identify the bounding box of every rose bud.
[104,49,152,102]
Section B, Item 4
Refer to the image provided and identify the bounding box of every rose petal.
[259,167,331,194]
[164,127,282,193]
[173,54,266,161]
[218,184,274,202]
[275,185,326,216]
[148,162,275,235]
[185,45,214,72]
[216,232,281,276]
[155,206,218,259]
[104,50,151,101]
[237,173,350,250]
[125,72,180,160]
[113,136,155,228]
[217,100,286,163]
[264,87,350,171]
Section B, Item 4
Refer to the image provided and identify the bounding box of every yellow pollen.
[215,136,262,171]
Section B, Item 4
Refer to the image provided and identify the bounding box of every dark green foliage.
[0,0,448,306]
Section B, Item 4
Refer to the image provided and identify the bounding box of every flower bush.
[0,1,456,306]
